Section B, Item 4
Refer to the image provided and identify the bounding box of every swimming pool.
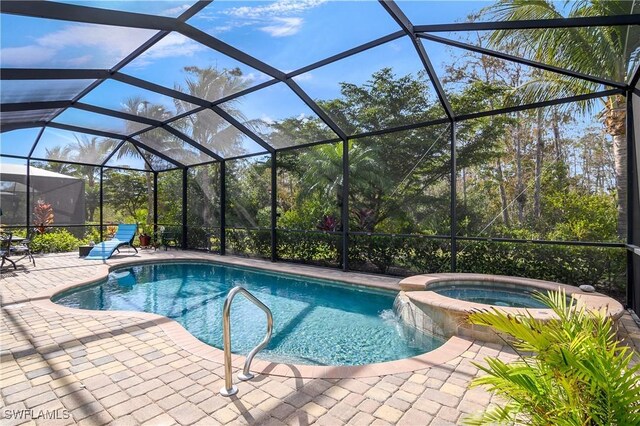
[53,262,443,366]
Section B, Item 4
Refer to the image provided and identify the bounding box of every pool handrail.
[220,286,274,397]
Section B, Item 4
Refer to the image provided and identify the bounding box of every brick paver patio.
[1,250,638,425]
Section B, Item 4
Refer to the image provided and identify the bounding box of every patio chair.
[10,231,35,267]
[85,224,138,260]
[155,226,180,251]
[161,229,180,251]
[0,232,16,270]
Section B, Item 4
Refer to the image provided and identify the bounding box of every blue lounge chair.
[85,224,138,260]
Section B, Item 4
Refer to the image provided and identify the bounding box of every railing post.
[271,152,277,262]
[26,160,30,233]
[626,90,638,312]
[342,140,349,271]
[182,167,188,249]
[153,171,158,242]
[220,160,226,255]
[220,292,237,397]
[450,122,457,272]
[99,167,104,241]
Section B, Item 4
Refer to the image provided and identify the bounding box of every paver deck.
[2,250,639,425]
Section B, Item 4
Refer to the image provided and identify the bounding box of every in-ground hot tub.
[430,281,553,309]
[395,273,625,343]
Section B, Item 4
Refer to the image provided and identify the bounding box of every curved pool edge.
[30,255,472,379]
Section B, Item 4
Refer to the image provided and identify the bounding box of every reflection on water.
[54,263,444,365]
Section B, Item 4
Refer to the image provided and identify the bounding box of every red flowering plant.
[33,199,54,234]
[317,215,338,232]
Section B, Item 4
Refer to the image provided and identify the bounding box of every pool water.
[54,263,443,366]
[431,283,549,309]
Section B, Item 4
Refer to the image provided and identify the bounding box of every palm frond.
[466,289,640,425]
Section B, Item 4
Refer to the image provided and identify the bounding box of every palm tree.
[480,0,640,237]
[173,66,254,159]
[68,135,117,222]
[298,141,384,230]
[172,66,255,224]
[42,146,73,174]
[118,96,173,225]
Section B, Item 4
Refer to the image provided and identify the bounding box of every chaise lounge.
[85,224,138,260]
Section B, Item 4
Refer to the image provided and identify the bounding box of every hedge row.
[25,227,626,304]
[224,230,627,304]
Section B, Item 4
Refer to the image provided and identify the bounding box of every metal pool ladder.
[219,286,273,397]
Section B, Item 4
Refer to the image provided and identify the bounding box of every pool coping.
[30,254,473,379]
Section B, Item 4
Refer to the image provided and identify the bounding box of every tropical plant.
[225,157,271,228]
[69,136,109,222]
[40,135,113,222]
[172,66,257,225]
[480,0,640,237]
[29,229,80,253]
[464,290,640,425]
[278,141,382,231]
[42,146,73,174]
[156,169,183,226]
[32,199,54,233]
[105,225,118,238]
[120,96,172,225]
[68,134,116,167]
[317,215,338,232]
[173,66,254,159]
[103,170,148,219]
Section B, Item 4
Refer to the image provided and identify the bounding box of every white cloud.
[136,33,204,63]
[161,3,191,16]
[1,23,154,68]
[241,72,271,84]
[37,24,153,58]
[259,17,303,37]
[66,54,93,67]
[202,0,326,38]
[292,72,313,82]
[223,0,327,19]
[0,46,55,67]
[210,20,253,35]
[2,26,205,69]
[212,25,234,34]
[260,114,275,125]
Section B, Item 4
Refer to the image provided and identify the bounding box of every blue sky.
[0,1,485,127]
[0,0,611,163]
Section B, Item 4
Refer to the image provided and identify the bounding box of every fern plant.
[465,290,640,425]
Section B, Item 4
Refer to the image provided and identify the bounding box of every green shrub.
[277,230,341,266]
[348,234,451,275]
[30,229,81,253]
[187,227,219,252]
[81,227,101,245]
[456,242,626,303]
[192,228,626,303]
[225,229,270,258]
[465,291,640,425]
